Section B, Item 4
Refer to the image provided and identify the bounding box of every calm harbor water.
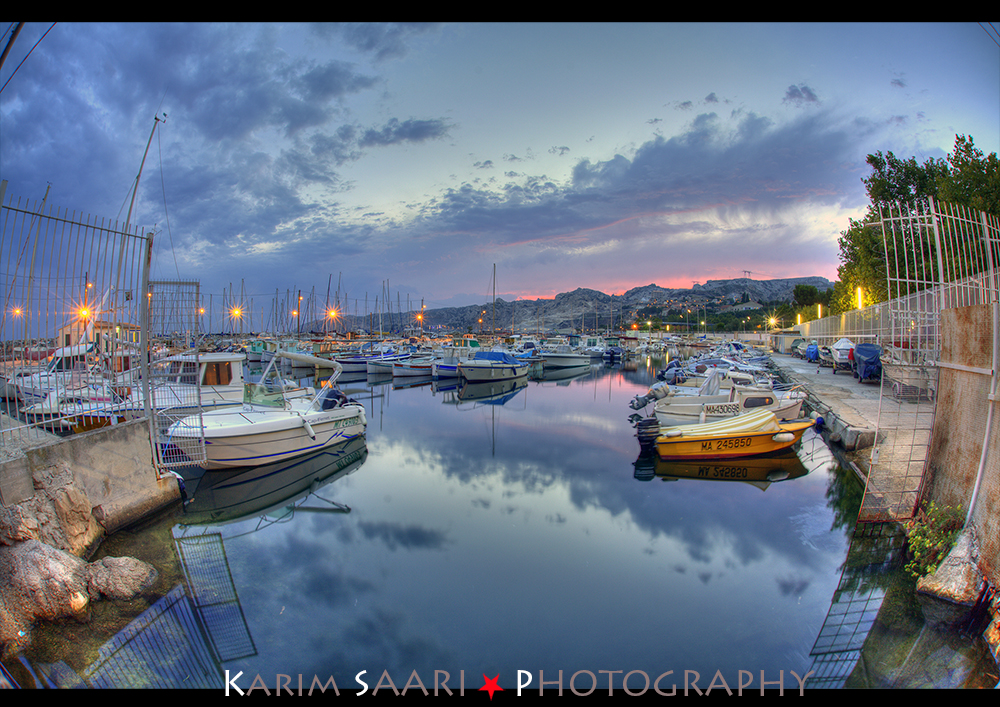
[17,356,996,690]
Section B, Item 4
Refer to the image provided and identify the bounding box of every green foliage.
[793,284,820,307]
[904,501,963,579]
[834,135,999,315]
[937,135,1000,217]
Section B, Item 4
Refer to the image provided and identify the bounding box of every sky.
[2,22,999,315]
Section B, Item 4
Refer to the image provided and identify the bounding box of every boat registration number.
[702,437,753,451]
[698,465,748,478]
[704,403,741,415]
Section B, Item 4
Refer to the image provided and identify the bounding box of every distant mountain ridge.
[324,276,833,334]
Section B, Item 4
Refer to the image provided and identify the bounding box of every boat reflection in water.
[633,428,833,492]
[181,435,369,527]
[634,448,809,490]
[456,376,528,404]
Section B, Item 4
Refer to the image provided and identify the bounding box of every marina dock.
[768,351,882,454]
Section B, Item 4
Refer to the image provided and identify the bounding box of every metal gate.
[860,198,1000,522]
[147,280,207,470]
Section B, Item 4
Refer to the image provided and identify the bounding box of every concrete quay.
[768,352,883,454]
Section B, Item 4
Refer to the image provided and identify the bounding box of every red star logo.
[479,674,503,700]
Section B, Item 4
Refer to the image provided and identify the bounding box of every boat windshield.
[243,382,288,408]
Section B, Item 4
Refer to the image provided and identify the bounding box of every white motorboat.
[392,356,438,377]
[458,351,529,382]
[830,338,855,374]
[28,351,306,431]
[652,384,807,427]
[12,342,133,405]
[539,345,591,369]
[165,357,366,469]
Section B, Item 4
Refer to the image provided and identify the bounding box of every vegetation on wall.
[904,501,963,579]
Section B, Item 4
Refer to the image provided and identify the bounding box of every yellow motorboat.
[654,409,817,461]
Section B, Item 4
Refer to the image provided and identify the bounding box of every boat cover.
[472,351,521,366]
[853,343,882,381]
[806,343,819,362]
[832,337,855,352]
[659,409,783,438]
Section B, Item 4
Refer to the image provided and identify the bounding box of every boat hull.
[458,362,528,382]
[654,397,804,428]
[654,413,815,461]
[169,404,367,469]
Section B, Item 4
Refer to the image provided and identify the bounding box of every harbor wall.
[926,303,999,589]
[0,419,178,555]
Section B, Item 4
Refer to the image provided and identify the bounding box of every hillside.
[319,276,832,334]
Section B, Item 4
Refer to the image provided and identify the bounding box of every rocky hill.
[321,276,832,334]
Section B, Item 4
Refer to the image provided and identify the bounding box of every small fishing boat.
[538,345,591,369]
[458,351,529,382]
[653,409,817,461]
[652,384,806,427]
[391,355,438,377]
[366,352,412,375]
[853,343,882,383]
[165,356,366,469]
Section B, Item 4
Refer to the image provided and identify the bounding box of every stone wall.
[927,303,999,589]
[0,419,179,555]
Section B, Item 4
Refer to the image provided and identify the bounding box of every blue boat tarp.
[853,343,882,381]
[806,343,819,362]
[472,351,521,366]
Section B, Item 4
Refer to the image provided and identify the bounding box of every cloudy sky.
[2,22,998,316]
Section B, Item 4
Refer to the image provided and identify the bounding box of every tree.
[936,135,1000,217]
[792,284,820,307]
[832,135,999,314]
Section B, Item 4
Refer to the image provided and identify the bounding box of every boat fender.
[301,417,317,440]
[812,416,824,431]
[771,432,795,443]
[663,429,683,438]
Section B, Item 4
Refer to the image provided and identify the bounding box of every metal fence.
[0,181,220,480]
[147,280,207,469]
[0,180,151,453]
[800,199,999,524]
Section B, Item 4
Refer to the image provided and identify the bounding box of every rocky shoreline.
[0,459,160,660]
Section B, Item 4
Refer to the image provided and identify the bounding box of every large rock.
[916,530,984,629]
[0,539,157,658]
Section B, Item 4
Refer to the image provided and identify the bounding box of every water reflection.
[181,436,369,527]
[11,358,990,689]
[635,449,810,489]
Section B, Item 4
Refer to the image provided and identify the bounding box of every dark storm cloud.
[359,118,452,147]
[783,83,819,105]
[357,520,449,551]
[416,109,855,247]
[0,23,383,215]
[311,22,441,62]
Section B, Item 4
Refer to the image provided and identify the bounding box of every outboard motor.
[629,381,672,410]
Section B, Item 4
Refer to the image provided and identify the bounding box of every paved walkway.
[769,351,938,521]
[768,352,883,451]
